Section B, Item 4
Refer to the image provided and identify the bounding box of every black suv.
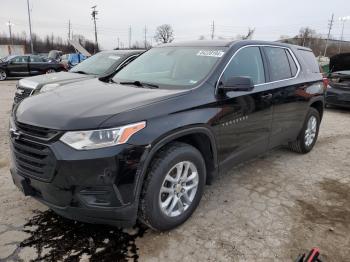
[9,40,325,231]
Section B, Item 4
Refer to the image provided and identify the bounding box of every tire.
[139,142,206,231]
[289,107,320,154]
[46,69,56,74]
[0,69,7,81]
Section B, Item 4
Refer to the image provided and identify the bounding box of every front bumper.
[10,128,147,227]
[326,86,350,108]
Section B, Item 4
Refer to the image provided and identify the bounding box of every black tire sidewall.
[299,108,320,153]
[143,144,206,231]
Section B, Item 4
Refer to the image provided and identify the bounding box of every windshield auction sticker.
[197,50,225,57]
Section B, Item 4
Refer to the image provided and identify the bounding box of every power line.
[91,5,98,53]
[323,13,334,57]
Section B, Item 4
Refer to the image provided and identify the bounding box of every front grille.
[11,122,59,182]
[16,122,60,142]
[14,86,33,104]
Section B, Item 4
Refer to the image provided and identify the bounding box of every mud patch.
[288,179,350,261]
[20,210,147,261]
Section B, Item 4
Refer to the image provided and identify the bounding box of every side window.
[11,56,28,63]
[264,47,292,81]
[286,50,298,76]
[298,50,320,74]
[222,47,265,85]
[30,56,44,63]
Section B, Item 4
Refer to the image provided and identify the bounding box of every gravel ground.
[0,80,349,261]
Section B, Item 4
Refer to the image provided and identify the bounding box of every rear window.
[264,47,293,81]
[298,50,320,73]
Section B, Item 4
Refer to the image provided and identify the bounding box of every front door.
[8,56,29,76]
[216,46,273,172]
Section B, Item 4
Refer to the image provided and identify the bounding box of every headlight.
[330,77,340,83]
[40,83,60,93]
[60,121,146,150]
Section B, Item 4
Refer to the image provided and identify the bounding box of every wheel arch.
[135,125,218,203]
[309,98,324,120]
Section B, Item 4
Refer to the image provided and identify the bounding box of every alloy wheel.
[159,161,199,217]
[46,69,55,74]
[0,70,6,81]
[304,115,317,147]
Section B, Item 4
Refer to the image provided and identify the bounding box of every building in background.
[0,45,25,58]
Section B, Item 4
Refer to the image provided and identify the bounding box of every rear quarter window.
[264,47,293,81]
[298,50,320,74]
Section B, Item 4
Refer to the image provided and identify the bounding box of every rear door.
[216,46,274,171]
[29,55,49,75]
[262,46,307,148]
[8,56,29,76]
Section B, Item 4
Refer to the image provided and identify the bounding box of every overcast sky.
[1,0,350,50]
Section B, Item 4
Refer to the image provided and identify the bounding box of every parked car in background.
[0,54,65,81]
[10,40,325,231]
[326,53,350,108]
[13,50,144,104]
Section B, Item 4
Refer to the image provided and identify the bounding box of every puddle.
[20,210,147,261]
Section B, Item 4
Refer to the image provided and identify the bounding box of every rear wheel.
[139,142,206,231]
[289,107,320,153]
[0,70,7,81]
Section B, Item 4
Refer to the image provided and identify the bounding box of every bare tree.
[154,24,174,44]
[242,28,255,40]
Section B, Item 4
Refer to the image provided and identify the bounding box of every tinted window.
[11,56,28,63]
[70,52,126,75]
[264,47,292,81]
[298,50,320,73]
[30,56,44,62]
[222,46,265,85]
[286,50,298,76]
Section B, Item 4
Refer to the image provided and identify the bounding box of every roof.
[157,40,310,51]
[160,40,234,47]
[101,49,145,56]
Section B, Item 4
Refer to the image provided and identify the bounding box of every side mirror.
[220,76,254,92]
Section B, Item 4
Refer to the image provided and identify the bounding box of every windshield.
[70,52,124,75]
[112,47,227,88]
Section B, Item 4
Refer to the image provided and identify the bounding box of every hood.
[19,72,95,89]
[15,79,186,130]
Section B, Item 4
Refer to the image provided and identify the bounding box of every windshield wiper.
[119,80,159,89]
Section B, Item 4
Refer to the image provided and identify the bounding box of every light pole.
[338,16,350,54]
[26,0,34,54]
[6,21,14,45]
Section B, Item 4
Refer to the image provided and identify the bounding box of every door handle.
[261,93,272,100]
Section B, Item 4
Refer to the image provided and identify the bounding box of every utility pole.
[338,16,350,54]
[6,20,14,45]
[91,5,98,53]
[323,13,334,57]
[144,26,147,49]
[128,26,132,48]
[211,20,215,40]
[68,20,71,40]
[117,37,120,49]
[26,0,34,54]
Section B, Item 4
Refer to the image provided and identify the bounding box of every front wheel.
[289,107,320,153]
[0,70,7,81]
[139,142,206,231]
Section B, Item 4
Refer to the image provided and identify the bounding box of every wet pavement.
[0,80,350,261]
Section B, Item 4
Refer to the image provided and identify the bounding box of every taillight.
[322,78,329,90]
